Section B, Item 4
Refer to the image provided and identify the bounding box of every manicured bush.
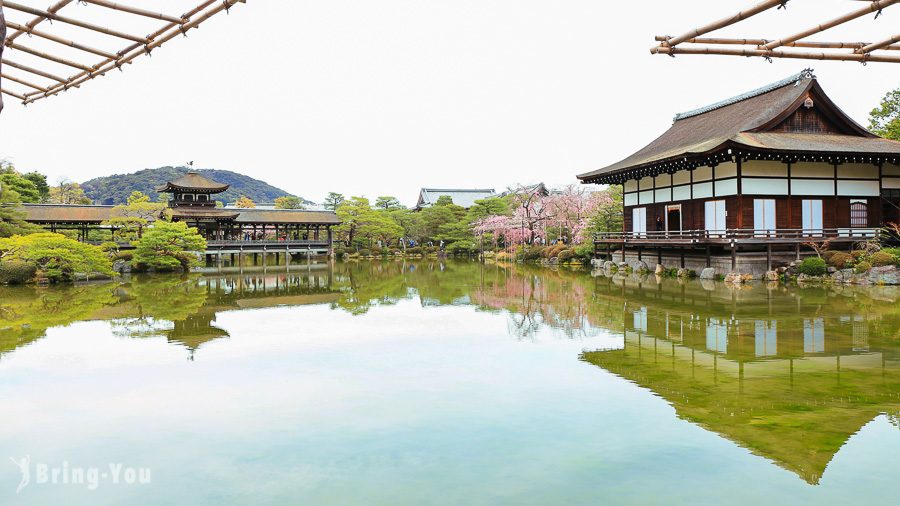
[869,251,895,266]
[358,248,372,257]
[826,251,854,269]
[573,244,594,263]
[495,251,514,262]
[0,260,37,284]
[880,247,900,259]
[821,250,836,263]
[851,250,866,260]
[855,261,872,274]
[557,249,576,264]
[115,251,134,262]
[798,257,827,276]
[406,246,423,256]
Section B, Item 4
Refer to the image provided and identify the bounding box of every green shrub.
[0,260,37,284]
[358,248,372,257]
[798,257,827,276]
[880,247,900,259]
[851,250,866,260]
[446,241,476,254]
[557,249,576,264]
[573,244,594,263]
[826,251,854,269]
[406,246,423,255]
[114,251,134,262]
[821,250,836,263]
[870,251,895,267]
[521,247,543,262]
[855,261,872,274]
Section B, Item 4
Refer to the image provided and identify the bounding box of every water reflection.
[0,260,898,486]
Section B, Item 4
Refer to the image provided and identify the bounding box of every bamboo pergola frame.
[0,0,247,108]
[652,0,900,64]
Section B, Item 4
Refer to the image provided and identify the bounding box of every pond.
[0,260,897,505]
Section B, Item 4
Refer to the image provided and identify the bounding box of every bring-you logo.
[9,456,151,493]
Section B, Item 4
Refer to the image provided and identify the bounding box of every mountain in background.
[81,166,311,205]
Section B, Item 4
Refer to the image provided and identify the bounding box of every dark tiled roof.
[21,204,121,223]
[156,171,230,193]
[169,208,240,220]
[577,71,900,183]
[233,209,341,225]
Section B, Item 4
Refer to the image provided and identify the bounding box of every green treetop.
[324,192,345,211]
[374,196,404,210]
[275,196,306,209]
[133,221,207,272]
[869,87,900,140]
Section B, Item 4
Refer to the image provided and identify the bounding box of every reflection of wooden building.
[582,277,900,484]
[578,70,900,271]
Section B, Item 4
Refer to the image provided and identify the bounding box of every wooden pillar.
[731,244,737,271]
[766,243,772,272]
[706,245,711,268]
[680,248,685,269]
[795,242,801,261]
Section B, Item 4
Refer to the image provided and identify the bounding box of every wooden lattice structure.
[652,0,900,64]
[0,0,246,110]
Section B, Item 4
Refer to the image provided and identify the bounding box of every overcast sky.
[1,1,897,206]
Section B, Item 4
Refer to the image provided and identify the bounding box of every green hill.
[81,166,310,206]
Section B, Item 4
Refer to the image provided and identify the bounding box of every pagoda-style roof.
[156,171,230,194]
[578,70,900,184]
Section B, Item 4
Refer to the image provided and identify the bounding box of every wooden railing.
[205,239,330,247]
[594,228,879,243]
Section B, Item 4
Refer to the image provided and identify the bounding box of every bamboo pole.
[0,58,69,83]
[1,72,49,92]
[5,41,94,71]
[25,0,246,103]
[655,35,900,51]
[5,0,75,44]
[655,45,900,63]
[857,33,900,53]
[79,0,184,24]
[4,21,119,59]
[663,0,789,47]
[761,0,900,50]
[2,1,150,44]
[0,87,26,100]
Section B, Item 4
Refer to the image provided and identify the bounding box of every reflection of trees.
[0,283,121,356]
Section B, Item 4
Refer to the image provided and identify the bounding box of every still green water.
[0,260,897,505]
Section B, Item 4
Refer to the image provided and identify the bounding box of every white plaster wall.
[672,170,691,186]
[791,162,834,178]
[837,163,879,179]
[715,161,737,179]
[692,182,713,199]
[742,160,787,177]
[655,174,672,188]
[883,177,900,189]
[655,188,671,203]
[623,180,638,192]
[693,166,712,182]
[714,178,738,197]
[837,180,879,196]
[742,178,788,195]
[791,179,835,196]
[672,185,691,201]
[639,177,655,190]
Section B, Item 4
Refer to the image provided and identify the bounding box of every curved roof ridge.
[673,69,815,122]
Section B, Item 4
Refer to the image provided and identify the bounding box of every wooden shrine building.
[21,171,340,257]
[577,69,900,273]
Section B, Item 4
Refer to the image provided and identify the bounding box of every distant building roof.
[497,183,549,198]
[415,188,496,210]
[156,171,230,194]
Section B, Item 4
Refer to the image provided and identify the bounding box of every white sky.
[0,1,898,206]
